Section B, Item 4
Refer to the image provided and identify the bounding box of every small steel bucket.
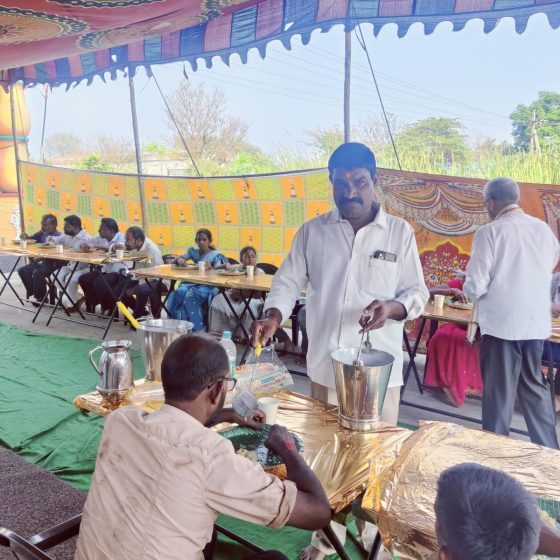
[137,319,193,382]
[331,347,394,432]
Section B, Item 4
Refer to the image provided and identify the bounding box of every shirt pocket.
[358,256,400,299]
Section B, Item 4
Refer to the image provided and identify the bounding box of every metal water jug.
[89,340,134,403]
[137,319,193,382]
[331,347,394,432]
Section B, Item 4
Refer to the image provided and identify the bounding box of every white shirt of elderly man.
[464,176,559,450]
[254,142,429,425]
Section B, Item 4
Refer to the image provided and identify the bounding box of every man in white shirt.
[50,214,91,309]
[75,333,331,560]
[464,177,559,449]
[253,143,429,421]
[76,218,129,313]
[111,226,165,318]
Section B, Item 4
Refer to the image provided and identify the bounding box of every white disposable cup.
[246,265,254,277]
[116,249,124,260]
[20,240,27,250]
[434,294,445,309]
[198,262,206,273]
[258,397,280,425]
[1,237,6,247]
[56,244,64,254]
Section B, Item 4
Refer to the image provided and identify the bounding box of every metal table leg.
[0,255,24,304]
[401,318,427,396]
[322,523,352,560]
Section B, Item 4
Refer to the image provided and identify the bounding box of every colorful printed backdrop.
[20,161,560,281]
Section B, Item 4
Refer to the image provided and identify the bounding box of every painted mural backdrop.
[19,161,560,284]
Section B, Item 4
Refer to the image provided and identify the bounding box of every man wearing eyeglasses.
[76,333,331,560]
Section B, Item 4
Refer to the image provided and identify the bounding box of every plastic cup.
[56,244,64,254]
[434,294,445,309]
[258,397,279,424]
[116,249,124,260]
[198,262,206,273]
[232,391,259,418]
[246,265,254,277]
[1,237,6,247]
[20,240,27,250]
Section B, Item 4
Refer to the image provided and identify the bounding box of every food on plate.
[236,448,258,462]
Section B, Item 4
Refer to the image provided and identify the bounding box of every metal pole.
[128,74,147,231]
[343,31,351,143]
[9,83,25,233]
[40,85,49,164]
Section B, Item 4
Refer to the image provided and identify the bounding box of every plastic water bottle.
[220,331,237,378]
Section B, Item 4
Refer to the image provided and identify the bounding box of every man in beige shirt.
[75,333,331,560]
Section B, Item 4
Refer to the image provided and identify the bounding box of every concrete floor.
[2,256,559,443]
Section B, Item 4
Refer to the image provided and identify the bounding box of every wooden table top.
[0,243,148,265]
[133,264,275,291]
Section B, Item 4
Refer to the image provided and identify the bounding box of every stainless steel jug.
[331,347,394,432]
[137,319,193,382]
[89,340,134,403]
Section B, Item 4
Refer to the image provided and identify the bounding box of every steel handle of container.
[89,346,104,376]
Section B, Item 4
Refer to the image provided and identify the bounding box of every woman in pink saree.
[424,275,483,407]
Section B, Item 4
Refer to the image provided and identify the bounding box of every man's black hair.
[436,463,540,560]
[100,217,119,234]
[64,214,82,229]
[126,226,145,243]
[327,142,377,181]
[161,333,229,402]
[41,214,57,227]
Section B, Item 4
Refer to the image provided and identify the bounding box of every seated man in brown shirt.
[75,333,331,560]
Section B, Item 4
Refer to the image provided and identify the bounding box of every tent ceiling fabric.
[1,0,559,87]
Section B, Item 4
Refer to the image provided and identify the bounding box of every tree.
[305,126,344,161]
[165,79,250,171]
[81,153,114,171]
[89,134,135,170]
[44,132,83,162]
[510,91,560,152]
[355,114,404,155]
[396,118,470,165]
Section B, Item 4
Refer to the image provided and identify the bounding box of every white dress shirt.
[132,237,164,270]
[464,211,559,340]
[265,207,429,388]
[52,228,91,271]
[87,231,129,273]
[75,405,297,560]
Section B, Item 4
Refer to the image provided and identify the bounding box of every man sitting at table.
[17,213,62,305]
[99,225,164,319]
[50,214,91,309]
[77,218,129,314]
[435,463,560,560]
[75,333,331,560]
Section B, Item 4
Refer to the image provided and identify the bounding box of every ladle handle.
[88,346,104,376]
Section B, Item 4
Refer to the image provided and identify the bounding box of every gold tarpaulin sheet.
[74,389,411,512]
[362,421,560,559]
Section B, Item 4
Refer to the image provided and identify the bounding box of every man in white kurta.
[254,142,428,423]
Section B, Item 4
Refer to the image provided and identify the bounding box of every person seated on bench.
[77,218,129,314]
[18,213,62,305]
[434,463,560,560]
[167,228,230,330]
[75,333,331,560]
[105,226,164,319]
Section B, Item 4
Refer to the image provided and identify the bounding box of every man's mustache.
[340,197,363,205]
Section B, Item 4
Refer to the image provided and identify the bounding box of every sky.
[23,14,560,160]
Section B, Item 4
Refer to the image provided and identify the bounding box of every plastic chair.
[227,257,240,265]
[0,514,81,560]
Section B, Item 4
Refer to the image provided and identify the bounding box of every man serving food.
[252,142,429,558]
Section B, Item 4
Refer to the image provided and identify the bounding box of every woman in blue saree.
[167,229,229,330]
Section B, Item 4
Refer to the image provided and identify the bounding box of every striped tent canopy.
[1,0,559,87]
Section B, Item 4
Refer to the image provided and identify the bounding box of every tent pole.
[128,74,147,231]
[9,83,26,233]
[344,31,351,143]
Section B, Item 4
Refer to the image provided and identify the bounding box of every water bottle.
[220,331,237,378]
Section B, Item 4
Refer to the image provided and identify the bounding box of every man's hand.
[265,425,298,459]
[82,243,92,253]
[252,314,280,348]
[176,257,187,266]
[240,409,266,430]
[20,232,29,240]
[360,300,407,332]
[112,243,124,251]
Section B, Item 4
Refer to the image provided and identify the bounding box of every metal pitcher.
[137,319,193,382]
[331,347,394,432]
[89,340,134,403]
